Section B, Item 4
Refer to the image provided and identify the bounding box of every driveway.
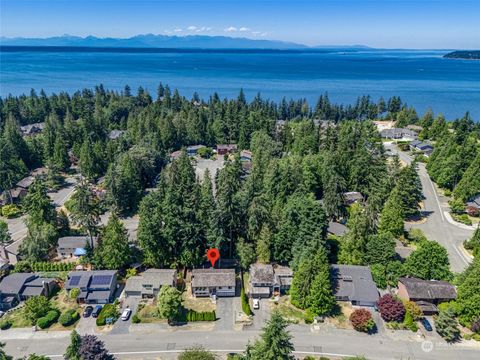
[76,309,97,335]
[249,298,271,330]
[110,296,141,335]
[214,297,239,331]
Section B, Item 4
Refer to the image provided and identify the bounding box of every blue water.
[1,48,480,120]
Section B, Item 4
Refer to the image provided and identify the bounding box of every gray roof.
[327,221,348,236]
[187,145,206,151]
[343,192,364,203]
[86,290,112,301]
[20,122,45,135]
[125,269,176,293]
[58,236,96,249]
[0,273,36,294]
[66,270,117,290]
[380,128,417,139]
[16,176,35,189]
[21,286,45,297]
[466,194,480,209]
[108,130,124,140]
[398,277,457,301]
[331,265,379,304]
[191,268,235,288]
[249,263,274,285]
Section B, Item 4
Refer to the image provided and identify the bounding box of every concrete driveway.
[110,296,141,335]
[249,298,271,330]
[76,308,97,335]
[214,297,239,331]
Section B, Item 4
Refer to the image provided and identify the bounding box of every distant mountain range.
[0,34,371,50]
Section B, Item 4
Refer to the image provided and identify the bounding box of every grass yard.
[325,302,354,330]
[182,282,215,313]
[135,302,166,324]
[1,306,32,328]
[271,296,306,324]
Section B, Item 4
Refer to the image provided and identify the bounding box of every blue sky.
[1,0,479,49]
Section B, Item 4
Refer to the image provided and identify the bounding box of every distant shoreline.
[0,45,354,54]
[444,50,480,60]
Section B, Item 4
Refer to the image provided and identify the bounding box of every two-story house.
[0,273,57,310]
[125,269,177,298]
[65,270,117,304]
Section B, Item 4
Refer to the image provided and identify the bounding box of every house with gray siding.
[191,268,236,297]
[125,269,177,298]
[65,270,117,304]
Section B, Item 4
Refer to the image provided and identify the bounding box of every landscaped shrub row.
[96,304,119,326]
[1,204,21,218]
[241,286,252,316]
[58,309,80,327]
[14,261,76,273]
[36,309,60,329]
[176,309,216,322]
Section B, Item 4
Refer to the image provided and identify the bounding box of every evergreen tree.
[23,181,56,225]
[404,240,452,281]
[52,133,70,171]
[69,181,100,247]
[435,309,460,342]
[378,189,405,238]
[338,204,369,265]
[364,233,396,265]
[64,330,81,360]
[256,225,272,264]
[95,213,131,270]
[247,311,295,360]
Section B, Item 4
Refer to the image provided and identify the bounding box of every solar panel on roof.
[91,275,112,285]
[69,276,81,286]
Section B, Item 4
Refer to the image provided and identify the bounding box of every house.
[186,145,206,156]
[248,263,293,298]
[65,270,118,304]
[465,194,480,216]
[407,124,423,132]
[216,144,237,156]
[240,150,253,162]
[169,150,182,161]
[327,221,348,237]
[0,187,27,205]
[57,236,97,258]
[108,130,124,140]
[343,192,364,205]
[191,268,236,298]
[16,176,35,190]
[20,122,45,136]
[409,140,434,156]
[331,265,379,307]
[125,269,177,298]
[373,120,396,132]
[397,277,457,315]
[0,273,57,310]
[380,128,418,141]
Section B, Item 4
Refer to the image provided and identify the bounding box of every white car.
[252,298,260,310]
[121,308,132,321]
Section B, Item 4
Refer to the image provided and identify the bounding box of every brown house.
[397,277,457,315]
[216,144,237,155]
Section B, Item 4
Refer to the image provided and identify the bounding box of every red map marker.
[206,248,220,267]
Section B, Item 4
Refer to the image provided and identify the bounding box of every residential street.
[384,143,474,273]
[2,323,480,360]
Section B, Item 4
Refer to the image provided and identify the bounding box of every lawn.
[1,306,32,328]
[271,296,306,324]
[135,302,166,324]
[182,282,215,313]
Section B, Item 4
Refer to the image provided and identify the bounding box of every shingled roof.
[398,277,457,301]
[191,268,235,288]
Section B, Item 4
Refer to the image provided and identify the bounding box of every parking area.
[214,297,240,331]
[110,296,141,335]
[76,307,97,335]
[249,298,271,330]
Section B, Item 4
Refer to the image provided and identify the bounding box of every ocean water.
[1,47,480,120]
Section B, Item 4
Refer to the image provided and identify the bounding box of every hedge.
[14,261,76,273]
[241,286,252,316]
[59,309,80,327]
[36,310,60,329]
[96,304,119,326]
[1,204,21,218]
[176,309,216,322]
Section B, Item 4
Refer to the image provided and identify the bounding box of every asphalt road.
[384,143,474,272]
[2,324,479,360]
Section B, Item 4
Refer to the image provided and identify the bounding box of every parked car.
[421,318,433,331]
[252,298,260,310]
[92,305,103,318]
[83,306,93,318]
[121,308,132,321]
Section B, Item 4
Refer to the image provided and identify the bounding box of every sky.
[1,0,479,49]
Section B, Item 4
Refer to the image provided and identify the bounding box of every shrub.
[350,308,375,333]
[177,309,216,322]
[131,314,141,324]
[13,261,32,273]
[403,300,422,321]
[403,311,418,332]
[241,286,252,316]
[0,319,12,330]
[377,294,405,322]
[304,308,314,324]
[436,308,460,342]
[36,310,60,329]
[59,309,80,327]
[471,318,480,333]
[178,346,216,360]
[96,304,119,326]
[1,204,21,218]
